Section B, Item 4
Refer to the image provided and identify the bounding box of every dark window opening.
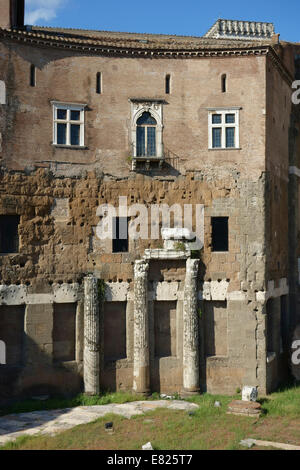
[112,217,129,253]
[30,65,36,87]
[165,74,171,94]
[96,72,102,94]
[211,217,228,252]
[0,215,20,254]
[221,74,227,93]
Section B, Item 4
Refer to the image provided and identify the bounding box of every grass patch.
[1,386,300,450]
[0,409,256,451]
[0,391,153,417]
[258,385,300,417]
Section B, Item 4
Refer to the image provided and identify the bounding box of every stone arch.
[132,106,162,130]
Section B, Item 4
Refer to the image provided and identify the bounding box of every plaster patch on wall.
[0,285,27,305]
[0,283,80,305]
[153,281,179,301]
[201,280,229,301]
[53,283,79,303]
[51,198,70,222]
[105,282,129,301]
[256,278,289,302]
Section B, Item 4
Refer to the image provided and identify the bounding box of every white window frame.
[130,100,164,158]
[51,101,86,147]
[208,107,241,149]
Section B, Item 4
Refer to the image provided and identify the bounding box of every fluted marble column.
[183,258,200,393]
[84,275,100,395]
[133,260,150,395]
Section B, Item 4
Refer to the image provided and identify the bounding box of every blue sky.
[25,0,300,42]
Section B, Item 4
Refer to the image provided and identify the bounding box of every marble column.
[183,258,200,393]
[133,260,150,395]
[84,275,100,395]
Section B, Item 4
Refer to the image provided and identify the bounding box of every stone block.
[242,385,258,402]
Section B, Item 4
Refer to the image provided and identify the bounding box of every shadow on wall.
[0,330,83,406]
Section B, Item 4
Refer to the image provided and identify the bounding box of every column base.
[133,390,151,397]
[180,389,201,398]
[83,391,100,397]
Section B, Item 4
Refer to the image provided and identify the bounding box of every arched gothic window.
[136,112,157,157]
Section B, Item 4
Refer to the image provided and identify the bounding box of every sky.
[24,0,300,43]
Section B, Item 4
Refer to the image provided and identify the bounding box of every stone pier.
[84,275,100,395]
[183,258,200,394]
[133,260,150,395]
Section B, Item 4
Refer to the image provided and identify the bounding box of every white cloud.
[25,0,67,25]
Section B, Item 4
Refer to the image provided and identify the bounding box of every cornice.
[0,27,294,84]
[0,27,272,58]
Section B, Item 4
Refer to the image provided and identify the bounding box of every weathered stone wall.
[0,33,296,398]
[0,167,271,397]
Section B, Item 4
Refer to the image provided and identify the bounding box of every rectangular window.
[112,217,129,253]
[226,127,235,148]
[137,127,145,156]
[209,109,240,149]
[52,102,85,147]
[211,217,228,252]
[212,128,222,148]
[147,127,156,156]
[0,215,20,254]
[30,65,36,87]
[165,74,171,94]
[96,72,102,94]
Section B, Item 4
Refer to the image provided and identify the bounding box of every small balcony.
[131,144,164,171]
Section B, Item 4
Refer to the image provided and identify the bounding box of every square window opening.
[211,217,228,252]
[0,215,20,254]
[52,103,85,147]
[112,217,129,253]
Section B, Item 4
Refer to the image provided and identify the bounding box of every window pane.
[71,110,80,121]
[225,114,235,124]
[147,127,156,156]
[226,127,235,148]
[57,123,67,144]
[71,124,80,146]
[137,112,157,126]
[57,109,67,120]
[137,126,145,156]
[212,128,221,148]
[212,114,221,124]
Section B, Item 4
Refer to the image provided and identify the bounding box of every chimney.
[0,0,24,29]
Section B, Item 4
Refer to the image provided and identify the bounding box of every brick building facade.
[0,0,299,402]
